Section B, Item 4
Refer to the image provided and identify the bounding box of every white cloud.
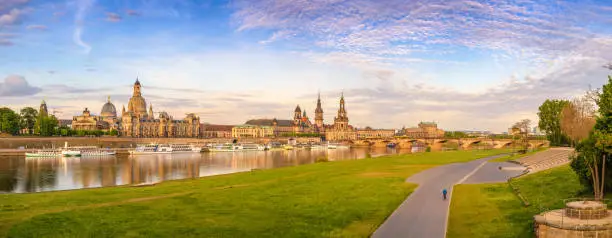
[0,75,41,97]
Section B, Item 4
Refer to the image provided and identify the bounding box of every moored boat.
[240,143,265,151]
[129,143,201,155]
[208,143,242,152]
[25,149,61,158]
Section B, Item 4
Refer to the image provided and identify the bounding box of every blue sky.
[1,0,612,132]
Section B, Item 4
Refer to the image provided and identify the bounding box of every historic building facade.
[71,97,120,132]
[324,94,357,141]
[202,124,234,138]
[120,79,201,138]
[356,127,396,139]
[402,122,445,138]
[72,108,108,131]
[232,125,274,138]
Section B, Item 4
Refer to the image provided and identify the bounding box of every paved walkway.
[372,155,525,238]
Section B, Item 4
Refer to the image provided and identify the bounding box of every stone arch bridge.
[352,138,549,149]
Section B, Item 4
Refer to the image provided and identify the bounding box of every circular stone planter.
[535,200,612,238]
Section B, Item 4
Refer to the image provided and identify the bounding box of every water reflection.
[0,147,413,193]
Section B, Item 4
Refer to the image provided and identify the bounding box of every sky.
[1,0,612,133]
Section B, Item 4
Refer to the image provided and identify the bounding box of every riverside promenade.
[372,155,526,238]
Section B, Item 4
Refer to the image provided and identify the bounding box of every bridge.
[351,138,549,149]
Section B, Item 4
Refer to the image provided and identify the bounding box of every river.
[0,147,418,194]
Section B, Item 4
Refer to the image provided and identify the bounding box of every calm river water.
[0,147,415,193]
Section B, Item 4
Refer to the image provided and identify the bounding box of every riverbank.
[0,136,324,150]
[0,149,508,237]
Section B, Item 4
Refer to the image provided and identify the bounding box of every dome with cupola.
[101,96,117,118]
[127,78,148,118]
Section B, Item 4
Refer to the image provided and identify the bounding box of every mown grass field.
[447,165,583,238]
[0,150,507,238]
[488,147,548,162]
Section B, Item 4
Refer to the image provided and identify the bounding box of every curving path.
[372,155,525,238]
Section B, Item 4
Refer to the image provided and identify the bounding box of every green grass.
[447,165,583,238]
[489,147,548,162]
[0,150,507,238]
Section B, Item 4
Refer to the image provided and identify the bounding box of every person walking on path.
[442,188,448,200]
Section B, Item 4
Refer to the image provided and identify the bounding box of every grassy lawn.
[0,150,506,238]
[447,165,583,238]
[489,147,548,162]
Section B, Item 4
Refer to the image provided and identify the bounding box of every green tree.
[571,76,612,199]
[538,99,570,146]
[19,107,38,135]
[35,114,58,136]
[0,107,21,135]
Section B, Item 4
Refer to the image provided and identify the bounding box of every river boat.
[240,143,266,151]
[129,144,201,155]
[208,143,242,152]
[25,149,61,157]
[328,143,350,149]
[283,144,294,150]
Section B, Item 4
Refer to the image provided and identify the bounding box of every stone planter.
[535,199,612,238]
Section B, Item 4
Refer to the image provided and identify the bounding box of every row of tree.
[538,76,612,200]
[0,107,58,136]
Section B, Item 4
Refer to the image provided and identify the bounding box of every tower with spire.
[39,100,48,117]
[315,91,324,130]
[334,92,349,129]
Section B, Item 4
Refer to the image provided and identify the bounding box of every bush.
[425,146,431,152]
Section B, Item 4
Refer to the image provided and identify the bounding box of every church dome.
[101,96,117,118]
[128,96,147,116]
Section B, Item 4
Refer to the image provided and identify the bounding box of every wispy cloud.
[26,24,46,30]
[73,0,95,54]
[105,12,121,22]
[126,9,140,16]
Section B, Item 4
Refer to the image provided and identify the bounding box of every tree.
[0,107,21,135]
[560,97,596,147]
[512,119,531,153]
[571,76,612,199]
[19,107,38,134]
[538,99,570,146]
[35,114,58,136]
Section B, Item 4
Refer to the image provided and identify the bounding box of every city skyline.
[2,0,612,132]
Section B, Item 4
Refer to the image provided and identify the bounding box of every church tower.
[39,100,48,117]
[294,105,302,122]
[334,92,349,129]
[315,92,324,129]
[149,105,154,120]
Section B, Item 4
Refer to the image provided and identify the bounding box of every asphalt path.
[371,155,525,238]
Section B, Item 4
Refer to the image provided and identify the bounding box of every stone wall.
[536,222,612,238]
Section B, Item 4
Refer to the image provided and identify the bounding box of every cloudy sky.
[1,0,612,132]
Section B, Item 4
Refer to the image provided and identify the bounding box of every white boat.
[208,143,242,152]
[61,149,81,157]
[129,144,201,155]
[25,149,61,157]
[240,143,266,151]
[327,144,337,149]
